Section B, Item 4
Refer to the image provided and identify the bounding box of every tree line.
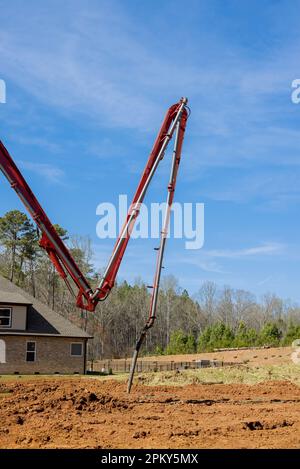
[0,210,299,359]
[163,321,300,356]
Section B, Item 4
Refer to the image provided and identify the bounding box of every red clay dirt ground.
[0,378,300,448]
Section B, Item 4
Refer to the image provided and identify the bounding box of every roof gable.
[0,276,91,338]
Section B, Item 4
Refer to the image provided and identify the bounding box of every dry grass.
[1,358,300,390]
[135,363,300,387]
[0,373,128,384]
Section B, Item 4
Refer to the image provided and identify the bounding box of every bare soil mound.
[0,378,299,448]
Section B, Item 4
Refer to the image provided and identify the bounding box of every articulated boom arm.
[0,97,188,314]
[0,141,93,305]
[93,98,188,304]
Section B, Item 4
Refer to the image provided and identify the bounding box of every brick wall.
[0,335,86,374]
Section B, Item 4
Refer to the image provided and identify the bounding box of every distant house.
[0,275,91,374]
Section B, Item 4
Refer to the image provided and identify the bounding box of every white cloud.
[194,166,300,211]
[206,242,285,259]
[0,4,161,131]
[189,260,225,274]
[257,275,273,286]
[13,136,61,153]
[1,0,297,141]
[174,242,285,275]
[19,160,64,183]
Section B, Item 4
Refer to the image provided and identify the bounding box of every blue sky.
[1,0,300,302]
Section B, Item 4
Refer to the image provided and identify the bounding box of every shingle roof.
[0,291,32,305]
[0,275,91,338]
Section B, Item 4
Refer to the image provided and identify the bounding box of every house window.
[0,307,12,328]
[71,343,83,357]
[26,342,36,362]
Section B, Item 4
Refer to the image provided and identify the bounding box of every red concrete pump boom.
[0,97,189,391]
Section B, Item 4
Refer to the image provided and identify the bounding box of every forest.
[0,210,300,359]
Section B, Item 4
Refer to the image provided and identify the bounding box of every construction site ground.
[107,346,294,366]
[0,346,299,449]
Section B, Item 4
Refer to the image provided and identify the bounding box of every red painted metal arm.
[93,99,188,301]
[0,141,93,306]
[0,98,189,313]
[126,105,189,392]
